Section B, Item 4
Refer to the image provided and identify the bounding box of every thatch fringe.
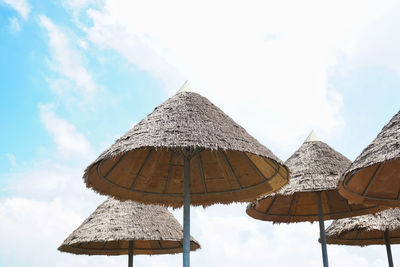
[326,208,400,235]
[325,208,400,246]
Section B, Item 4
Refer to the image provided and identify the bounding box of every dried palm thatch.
[325,208,400,246]
[339,110,400,206]
[58,198,200,255]
[83,81,289,207]
[247,131,382,223]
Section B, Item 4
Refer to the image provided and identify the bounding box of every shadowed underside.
[339,110,400,206]
[325,208,400,246]
[340,158,400,206]
[246,190,383,223]
[86,147,288,207]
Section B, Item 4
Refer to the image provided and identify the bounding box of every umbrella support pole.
[317,192,329,267]
[183,155,191,267]
[384,229,394,267]
[128,240,134,267]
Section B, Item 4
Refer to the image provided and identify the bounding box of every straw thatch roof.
[325,208,400,246]
[339,110,400,206]
[83,81,289,207]
[246,131,382,222]
[58,198,200,255]
[346,110,400,175]
[281,132,351,195]
[88,81,282,166]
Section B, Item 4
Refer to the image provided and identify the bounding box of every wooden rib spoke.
[265,196,277,214]
[99,152,128,179]
[362,163,383,196]
[130,149,153,189]
[221,151,242,189]
[197,153,208,194]
[163,152,174,193]
[288,194,296,216]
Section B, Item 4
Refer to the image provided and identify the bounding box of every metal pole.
[317,192,329,267]
[384,229,394,267]
[183,155,191,267]
[128,240,134,267]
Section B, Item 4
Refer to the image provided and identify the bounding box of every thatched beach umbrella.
[246,131,382,267]
[325,208,400,267]
[339,110,400,206]
[83,81,289,266]
[59,198,200,267]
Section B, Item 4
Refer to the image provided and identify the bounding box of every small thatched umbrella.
[246,131,382,267]
[325,208,400,267]
[83,81,289,267]
[59,198,200,267]
[339,110,400,206]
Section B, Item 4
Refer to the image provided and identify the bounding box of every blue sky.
[0,0,165,184]
[0,0,399,266]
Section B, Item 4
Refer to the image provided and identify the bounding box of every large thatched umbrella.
[59,198,200,267]
[246,131,382,267]
[83,81,289,266]
[339,110,400,206]
[325,208,400,267]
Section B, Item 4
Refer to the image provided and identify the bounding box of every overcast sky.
[1,0,400,266]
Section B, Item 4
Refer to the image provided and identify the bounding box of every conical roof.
[281,131,350,194]
[339,110,400,206]
[246,131,382,222]
[325,208,400,246]
[84,82,289,207]
[58,198,200,255]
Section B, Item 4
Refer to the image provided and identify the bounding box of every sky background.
[1,0,400,266]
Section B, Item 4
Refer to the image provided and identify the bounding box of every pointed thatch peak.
[304,130,321,143]
[326,208,400,238]
[276,133,350,195]
[58,198,200,255]
[89,82,282,166]
[177,80,197,93]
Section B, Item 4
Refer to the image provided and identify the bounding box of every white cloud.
[39,104,94,159]
[78,39,88,50]
[167,204,396,267]
[63,0,100,15]
[3,0,30,19]
[0,160,121,266]
[83,8,181,91]
[331,3,400,76]
[8,17,21,32]
[0,196,187,266]
[0,196,125,267]
[2,160,398,267]
[63,0,97,10]
[39,15,97,94]
[6,153,17,167]
[80,0,399,157]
